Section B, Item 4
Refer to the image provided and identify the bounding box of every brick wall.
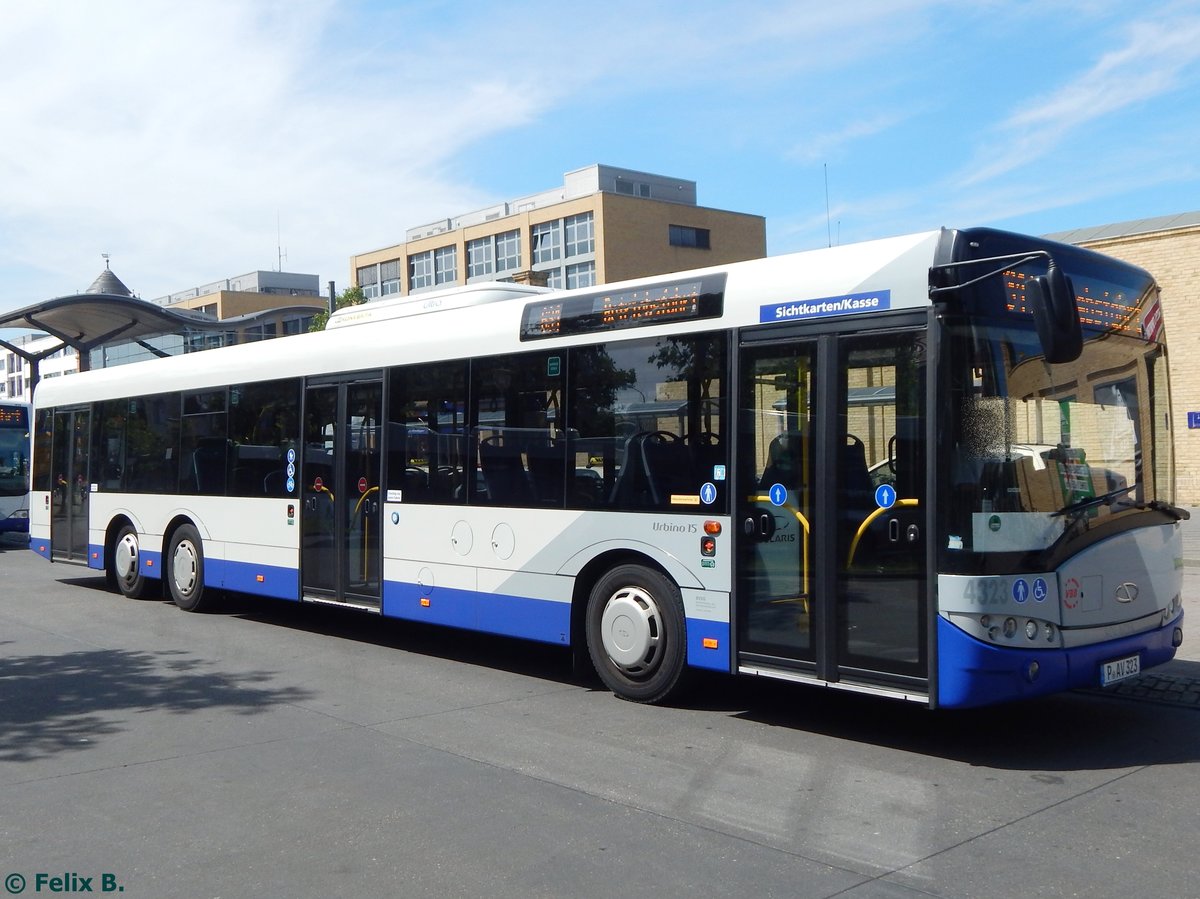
[1075,227,1200,503]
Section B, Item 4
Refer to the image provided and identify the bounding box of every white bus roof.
[34,229,941,407]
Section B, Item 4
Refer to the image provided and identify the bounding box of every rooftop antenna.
[276,213,287,272]
[824,164,832,248]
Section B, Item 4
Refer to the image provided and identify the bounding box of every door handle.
[742,513,777,542]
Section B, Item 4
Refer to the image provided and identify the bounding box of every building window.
[566,261,595,289]
[468,238,494,278]
[283,316,314,335]
[565,212,594,257]
[669,225,711,249]
[380,260,401,295]
[409,251,434,291]
[358,265,380,299]
[434,246,457,285]
[532,221,561,264]
[495,229,521,273]
[242,323,278,343]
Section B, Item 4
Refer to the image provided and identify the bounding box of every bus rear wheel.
[166,524,208,612]
[111,523,152,599]
[586,564,687,704]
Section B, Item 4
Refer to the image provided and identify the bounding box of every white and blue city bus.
[0,401,30,536]
[29,227,1186,707]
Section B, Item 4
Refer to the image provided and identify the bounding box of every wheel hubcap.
[172,541,197,596]
[114,533,138,581]
[600,586,662,674]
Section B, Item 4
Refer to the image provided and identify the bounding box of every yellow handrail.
[847,498,919,567]
[748,495,811,601]
[353,485,381,582]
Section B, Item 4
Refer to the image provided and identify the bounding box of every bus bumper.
[936,613,1183,709]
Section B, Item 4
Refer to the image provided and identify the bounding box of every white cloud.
[960,13,1200,186]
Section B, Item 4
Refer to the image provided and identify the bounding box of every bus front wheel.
[111,524,152,599]
[586,564,687,703]
[166,524,208,612]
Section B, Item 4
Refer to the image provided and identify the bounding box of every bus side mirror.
[1029,261,1082,364]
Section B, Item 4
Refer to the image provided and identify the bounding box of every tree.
[308,286,366,332]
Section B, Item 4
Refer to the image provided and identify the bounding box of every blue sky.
[1,0,1198,327]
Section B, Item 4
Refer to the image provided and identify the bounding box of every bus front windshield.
[0,414,30,498]
[942,262,1173,574]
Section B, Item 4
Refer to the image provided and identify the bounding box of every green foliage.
[308,286,366,332]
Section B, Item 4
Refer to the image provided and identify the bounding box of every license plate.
[1100,654,1141,686]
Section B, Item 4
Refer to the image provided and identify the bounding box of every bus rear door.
[50,407,90,563]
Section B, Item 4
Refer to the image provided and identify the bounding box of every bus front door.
[301,377,383,609]
[737,325,928,691]
[50,408,90,563]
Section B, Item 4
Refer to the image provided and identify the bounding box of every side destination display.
[520,273,726,340]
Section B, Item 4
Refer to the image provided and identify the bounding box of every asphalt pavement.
[1,518,1199,899]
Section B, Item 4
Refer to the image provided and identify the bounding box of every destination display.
[1004,268,1146,336]
[0,407,27,426]
[520,274,725,340]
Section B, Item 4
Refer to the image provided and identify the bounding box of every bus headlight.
[1003,617,1018,639]
[1025,619,1039,640]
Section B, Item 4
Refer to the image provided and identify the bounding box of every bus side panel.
[382,558,478,630]
[681,589,732,672]
[89,494,300,600]
[208,557,300,601]
[382,571,572,644]
[29,490,50,557]
[384,505,733,663]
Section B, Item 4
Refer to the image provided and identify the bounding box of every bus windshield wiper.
[1051,484,1191,523]
[1051,484,1137,522]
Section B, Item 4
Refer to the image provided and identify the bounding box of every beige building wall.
[597,194,766,283]
[173,290,326,330]
[1067,223,1200,503]
[351,190,765,295]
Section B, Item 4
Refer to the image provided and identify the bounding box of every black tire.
[166,524,208,612]
[585,564,688,703]
[110,523,153,599]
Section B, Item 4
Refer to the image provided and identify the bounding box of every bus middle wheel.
[167,524,208,612]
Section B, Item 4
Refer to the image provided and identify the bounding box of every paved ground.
[1,512,1198,898]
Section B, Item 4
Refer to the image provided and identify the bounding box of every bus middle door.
[302,376,383,609]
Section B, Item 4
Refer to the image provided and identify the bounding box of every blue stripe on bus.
[139,549,163,580]
[686,618,731,672]
[936,613,1183,709]
[208,558,300,601]
[383,580,571,645]
[31,541,51,561]
[88,544,105,570]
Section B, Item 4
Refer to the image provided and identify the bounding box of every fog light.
[1026,660,1040,682]
[1173,627,1184,648]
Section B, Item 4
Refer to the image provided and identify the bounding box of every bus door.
[737,322,928,688]
[301,375,383,608]
[50,407,91,562]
